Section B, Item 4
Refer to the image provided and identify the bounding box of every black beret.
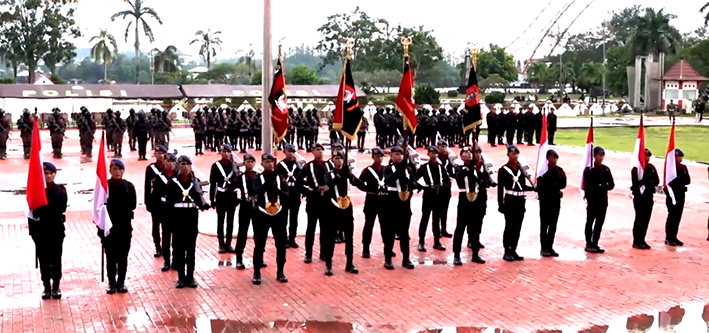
[390,146,404,154]
[164,153,177,162]
[313,143,325,151]
[371,147,384,156]
[333,151,345,159]
[155,145,168,153]
[546,149,559,158]
[178,155,192,165]
[221,144,233,152]
[110,159,125,170]
[332,141,344,149]
[674,148,684,157]
[284,144,296,152]
[42,162,57,173]
[262,153,275,161]
[428,145,439,153]
[437,140,448,147]
[644,148,652,157]
[243,153,256,162]
[507,145,520,154]
[593,146,605,155]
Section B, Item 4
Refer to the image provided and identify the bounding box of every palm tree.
[702,2,709,26]
[111,0,163,84]
[628,8,681,59]
[190,29,223,70]
[579,62,603,91]
[151,45,179,73]
[89,30,118,82]
[527,62,550,92]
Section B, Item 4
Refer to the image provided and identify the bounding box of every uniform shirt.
[359,164,387,196]
[486,112,497,129]
[107,178,137,235]
[166,174,209,210]
[276,159,302,203]
[547,113,558,131]
[666,163,691,198]
[235,170,259,208]
[209,159,239,206]
[29,183,68,238]
[151,168,176,209]
[631,164,659,198]
[416,161,450,196]
[144,162,165,212]
[537,165,567,200]
[253,171,289,210]
[583,164,615,203]
[297,160,328,199]
[497,162,535,207]
[455,161,494,204]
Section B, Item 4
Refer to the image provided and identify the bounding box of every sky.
[69,0,705,63]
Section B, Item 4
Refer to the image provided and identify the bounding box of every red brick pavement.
[2,127,709,332]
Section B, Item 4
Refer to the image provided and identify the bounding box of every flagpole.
[401,37,412,145]
[261,0,274,155]
[344,38,354,164]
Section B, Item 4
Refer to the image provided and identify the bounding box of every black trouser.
[253,210,287,274]
[357,132,366,150]
[665,195,685,241]
[239,131,249,152]
[35,236,64,287]
[516,127,524,143]
[382,193,411,263]
[487,127,496,144]
[162,216,173,265]
[113,133,123,156]
[539,196,561,250]
[506,129,515,145]
[585,200,608,247]
[285,199,300,242]
[137,135,147,159]
[305,200,324,256]
[172,209,198,282]
[150,210,163,251]
[633,196,653,245]
[453,195,485,255]
[206,130,214,150]
[497,128,505,144]
[81,132,94,156]
[0,133,7,157]
[322,204,355,266]
[106,129,114,151]
[21,134,31,157]
[235,206,256,257]
[254,131,262,149]
[194,133,204,154]
[297,131,305,148]
[129,129,136,150]
[548,130,556,145]
[502,196,526,253]
[362,196,386,250]
[51,132,63,157]
[216,204,236,248]
[525,129,534,144]
[418,194,442,244]
[214,132,224,150]
[535,129,541,143]
[105,232,132,286]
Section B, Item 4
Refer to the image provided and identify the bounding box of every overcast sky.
[70,0,705,63]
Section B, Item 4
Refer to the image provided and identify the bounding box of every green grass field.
[553,126,709,163]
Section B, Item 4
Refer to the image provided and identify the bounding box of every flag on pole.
[535,111,549,179]
[631,113,646,180]
[268,56,288,144]
[93,132,112,237]
[663,121,677,205]
[580,116,594,191]
[462,61,483,133]
[396,55,417,133]
[332,57,363,140]
[26,119,47,219]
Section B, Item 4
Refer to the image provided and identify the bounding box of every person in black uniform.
[664,148,691,246]
[534,109,543,144]
[547,109,557,145]
[0,109,9,159]
[17,109,33,159]
[505,109,516,145]
[381,146,417,269]
[238,111,251,152]
[151,153,177,271]
[453,146,495,265]
[486,109,497,147]
[435,140,455,238]
[498,145,536,261]
[322,151,363,276]
[251,153,289,285]
[515,110,525,145]
[101,159,137,294]
[103,109,115,152]
[126,109,137,152]
[276,144,302,248]
[135,111,150,160]
[525,109,535,146]
[234,153,259,269]
[192,110,206,156]
[48,108,66,159]
[206,107,216,151]
[359,147,389,258]
[253,109,263,151]
[227,109,239,147]
[79,108,96,158]
[29,162,68,299]
[416,145,449,252]
[214,108,225,150]
[209,144,240,253]
[357,116,368,152]
[536,149,567,257]
[582,146,615,253]
[296,143,328,262]
[631,148,659,250]
[144,145,168,257]
[167,156,210,288]
[112,111,127,158]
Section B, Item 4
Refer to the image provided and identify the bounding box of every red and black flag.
[333,57,363,140]
[462,62,482,133]
[396,55,417,133]
[268,57,288,144]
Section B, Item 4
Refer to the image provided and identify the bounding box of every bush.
[384,94,398,103]
[484,91,506,104]
[0,77,15,84]
[415,84,440,105]
[50,74,65,84]
[446,90,459,97]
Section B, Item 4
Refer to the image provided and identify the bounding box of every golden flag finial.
[401,36,412,56]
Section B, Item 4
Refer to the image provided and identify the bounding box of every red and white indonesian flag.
[535,111,549,179]
[663,122,677,205]
[26,119,47,219]
[632,114,646,180]
[580,117,594,191]
[93,132,112,237]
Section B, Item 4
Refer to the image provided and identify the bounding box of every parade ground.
[2,125,709,333]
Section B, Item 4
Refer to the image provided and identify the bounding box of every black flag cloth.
[333,57,363,140]
[463,63,483,133]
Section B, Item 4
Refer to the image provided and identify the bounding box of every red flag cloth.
[396,56,417,133]
[535,112,549,179]
[268,57,289,144]
[26,118,47,216]
[463,63,483,133]
[580,117,594,191]
[632,114,646,180]
[333,57,363,140]
[664,122,677,205]
[93,132,113,236]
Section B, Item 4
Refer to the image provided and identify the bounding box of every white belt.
[217,187,227,192]
[174,203,196,208]
[387,187,399,192]
[160,197,166,202]
[505,190,524,197]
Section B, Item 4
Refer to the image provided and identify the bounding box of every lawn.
[552,126,709,163]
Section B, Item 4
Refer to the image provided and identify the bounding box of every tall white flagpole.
[261,0,274,154]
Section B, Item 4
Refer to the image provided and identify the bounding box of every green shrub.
[0,77,15,84]
[446,90,459,97]
[415,84,440,105]
[484,91,506,104]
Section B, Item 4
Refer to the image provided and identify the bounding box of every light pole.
[602,40,606,107]
[261,0,273,154]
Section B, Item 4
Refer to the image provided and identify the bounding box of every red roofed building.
[660,59,707,111]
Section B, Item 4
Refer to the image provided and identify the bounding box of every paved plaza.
[1,126,709,332]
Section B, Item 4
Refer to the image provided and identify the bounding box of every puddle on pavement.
[181,318,357,332]
[0,188,26,195]
[75,189,94,195]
